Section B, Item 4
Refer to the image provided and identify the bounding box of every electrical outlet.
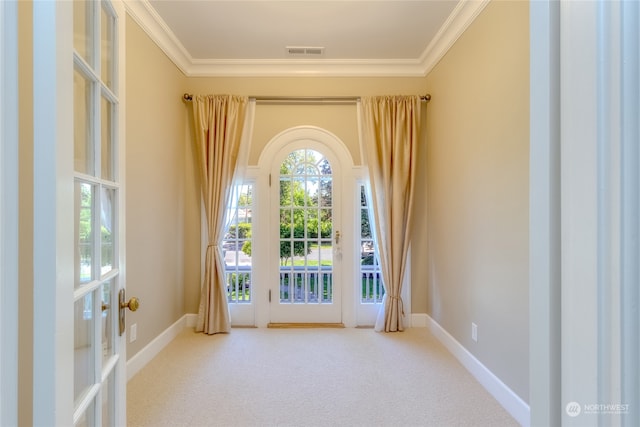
[130,323,137,343]
[472,322,478,342]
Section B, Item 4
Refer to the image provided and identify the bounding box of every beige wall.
[250,104,360,166]
[423,0,529,401]
[125,15,195,356]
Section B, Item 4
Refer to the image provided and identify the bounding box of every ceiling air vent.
[286,46,325,57]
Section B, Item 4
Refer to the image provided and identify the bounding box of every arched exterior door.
[253,127,354,325]
[247,125,387,327]
[268,145,342,323]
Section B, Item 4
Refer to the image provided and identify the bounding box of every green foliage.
[227,150,334,265]
[227,272,250,288]
[228,222,252,239]
[241,240,252,256]
[275,149,334,264]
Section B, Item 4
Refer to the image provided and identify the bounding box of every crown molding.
[419,0,490,75]
[124,0,490,77]
[124,0,192,75]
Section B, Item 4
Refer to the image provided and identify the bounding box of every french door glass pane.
[279,149,333,304]
[74,69,94,175]
[223,184,253,303]
[74,398,95,427]
[101,187,115,275]
[320,240,333,264]
[75,182,95,288]
[73,0,94,66]
[74,292,95,405]
[101,279,114,362]
[359,185,384,303]
[320,209,332,237]
[102,370,115,426]
[100,5,114,90]
[319,178,332,206]
[101,96,113,180]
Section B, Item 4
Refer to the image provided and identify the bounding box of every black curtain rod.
[182,93,431,103]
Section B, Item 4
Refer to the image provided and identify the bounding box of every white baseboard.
[185,313,198,328]
[426,315,530,427]
[127,314,192,381]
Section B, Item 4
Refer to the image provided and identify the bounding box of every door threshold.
[267,322,345,329]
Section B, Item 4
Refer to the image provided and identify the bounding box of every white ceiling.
[125,0,489,77]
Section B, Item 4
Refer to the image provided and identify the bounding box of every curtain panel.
[191,95,248,334]
[360,95,421,332]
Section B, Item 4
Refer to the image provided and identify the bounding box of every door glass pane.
[75,182,95,288]
[100,5,114,90]
[101,280,114,362]
[102,370,115,426]
[101,187,115,275]
[320,209,332,238]
[74,69,94,175]
[223,184,253,303]
[279,150,333,304]
[74,397,96,427]
[319,178,332,206]
[359,185,384,303]
[101,96,113,180]
[74,292,95,405]
[73,0,94,65]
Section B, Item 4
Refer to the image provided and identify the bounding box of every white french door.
[72,0,128,424]
[256,126,390,327]
[33,0,127,425]
[269,144,343,323]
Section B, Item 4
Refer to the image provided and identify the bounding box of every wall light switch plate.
[130,323,137,343]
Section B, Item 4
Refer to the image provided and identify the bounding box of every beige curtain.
[360,96,421,332]
[192,95,248,334]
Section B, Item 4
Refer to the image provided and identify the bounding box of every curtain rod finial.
[183,93,193,101]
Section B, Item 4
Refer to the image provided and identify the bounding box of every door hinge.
[268,289,271,302]
[269,173,271,187]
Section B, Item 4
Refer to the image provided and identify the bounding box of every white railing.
[226,265,251,303]
[278,266,333,304]
[226,264,385,304]
[360,265,385,303]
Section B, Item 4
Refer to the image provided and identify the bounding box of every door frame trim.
[1,0,19,424]
[32,0,75,424]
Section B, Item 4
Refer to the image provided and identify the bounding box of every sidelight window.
[222,183,254,303]
[359,184,385,303]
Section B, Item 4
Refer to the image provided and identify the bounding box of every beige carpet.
[127,327,518,427]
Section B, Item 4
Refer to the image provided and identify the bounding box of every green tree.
[239,149,333,265]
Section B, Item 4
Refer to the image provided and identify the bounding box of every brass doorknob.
[121,297,140,312]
